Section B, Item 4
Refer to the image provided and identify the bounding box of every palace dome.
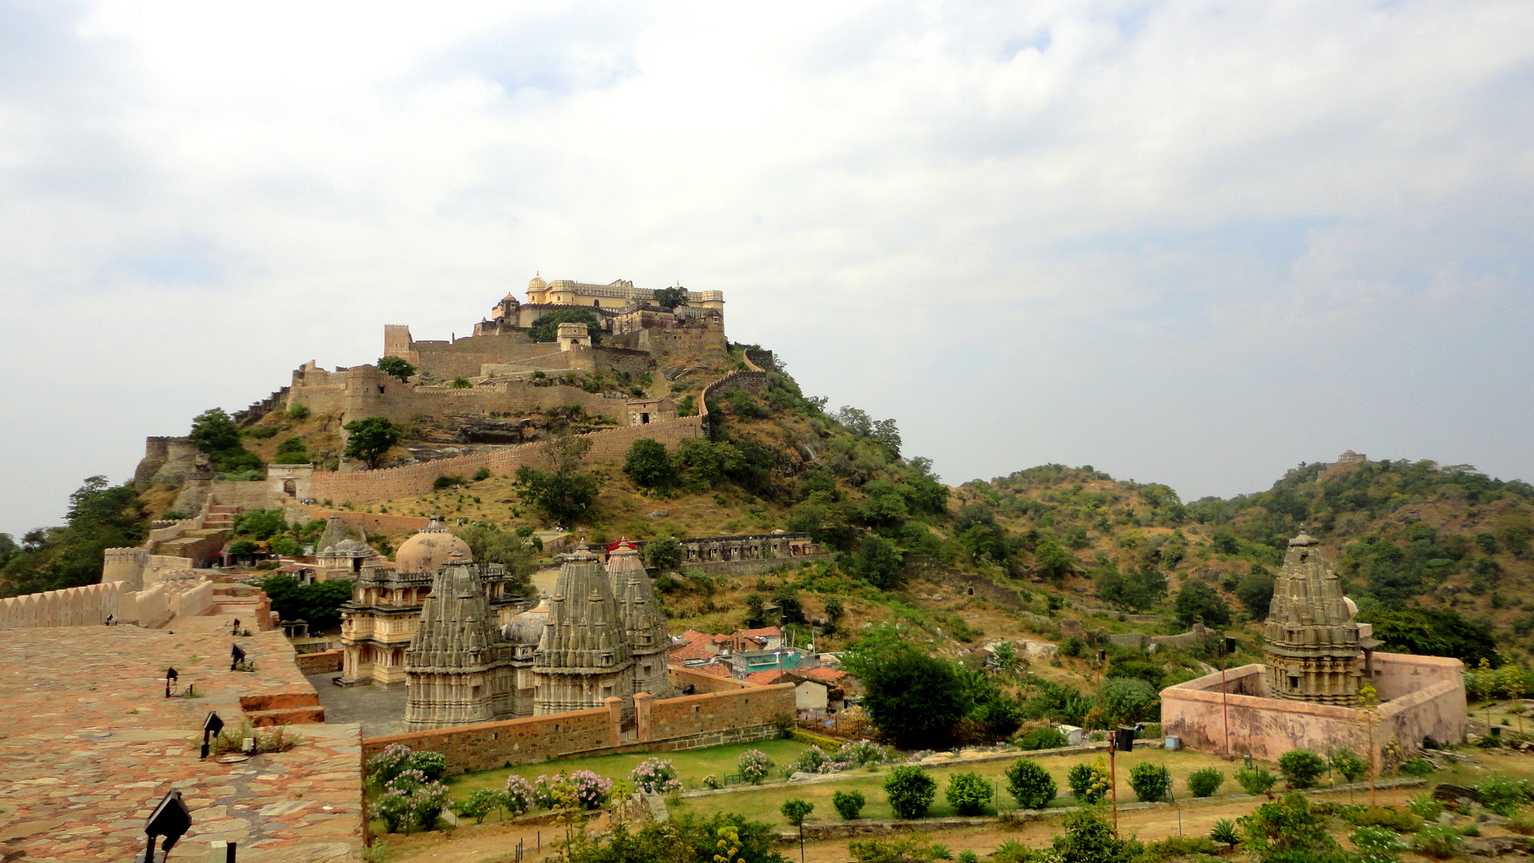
[529,275,547,289]
[395,520,472,573]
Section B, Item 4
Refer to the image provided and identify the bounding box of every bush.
[833,789,866,820]
[1406,794,1443,822]
[1005,758,1058,809]
[835,739,893,767]
[1329,747,1369,783]
[533,770,612,810]
[1352,825,1405,863]
[366,744,447,789]
[1476,774,1533,816]
[1016,727,1069,750]
[884,765,938,819]
[1344,806,1422,833]
[1507,810,1534,836]
[1186,767,1224,798]
[1410,825,1464,859]
[1128,762,1172,803]
[848,836,950,863]
[288,403,310,420]
[781,798,814,826]
[629,757,682,795]
[1209,818,1240,849]
[701,774,722,790]
[1401,758,1435,778]
[1236,766,1278,796]
[502,775,535,816]
[1067,760,1110,804]
[453,789,501,824]
[1143,836,1220,862]
[945,771,994,816]
[1278,749,1327,789]
[738,749,775,785]
[473,467,491,482]
[433,474,463,490]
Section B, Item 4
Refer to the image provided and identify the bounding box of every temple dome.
[503,606,549,644]
[529,275,547,289]
[396,521,472,572]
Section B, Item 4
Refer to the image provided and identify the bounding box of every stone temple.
[404,540,675,731]
[1161,533,1466,760]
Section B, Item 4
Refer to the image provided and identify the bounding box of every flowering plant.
[503,775,535,816]
[630,757,683,795]
[738,749,775,785]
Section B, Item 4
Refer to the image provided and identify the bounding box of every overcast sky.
[2,0,1531,537]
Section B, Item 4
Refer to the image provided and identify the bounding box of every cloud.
[1,0,1532,534]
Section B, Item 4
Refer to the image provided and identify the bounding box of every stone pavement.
[0,603,365,862]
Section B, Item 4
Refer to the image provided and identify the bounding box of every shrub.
[1406,794,1443,822]
[629,757,683,795]
[533,770,612,810]
[1005,758,1058,809]
[1401,758,1435,778]
[288,404,309,420]
[1143,836,1220,861]
[373,773,450,833]
[781,798,815,826]
[738,749,775,785]
[473,467,491,482]
[789,746,832,775]
[1016,727,1069,750]
[1410,825,1464,859]
[1352,825,1405,863]
[1067,760,1110,804]
[1329,747,1369,783]
[453,789,501,824]
[990,840,1037,863]
[366,744,447,789]
[701,774,722,790]
[1236,765,1278,796]
[1476,774,1533,816]
[433,474,463,490]
[835,739,892,767]
[502,775,534,817]
[1344,806,1422,833]
[944,771,994,816]
[849,835,950,863]
[833,789,866,820]
[884,765,938,819]
[1507,810,1534,836]
[1186,767,1224,798]
[1209,818,1240,849]
[1278,749,1327,788]
[1128,762,1172,803]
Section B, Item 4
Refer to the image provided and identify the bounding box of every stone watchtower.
[532,544,635,715]
[1262,533,1367,705]
[403,554,518,730]
[606,541,675,701]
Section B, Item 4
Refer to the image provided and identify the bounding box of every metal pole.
[1220,640,1232,759]
[1109,735,1119,835]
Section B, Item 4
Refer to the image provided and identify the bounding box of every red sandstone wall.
[647,685,795,740]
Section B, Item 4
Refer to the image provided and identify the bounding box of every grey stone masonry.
[533,544,636,714]
[1263,533,1366,705]
[404,554,518,729]
[607,541,675,701]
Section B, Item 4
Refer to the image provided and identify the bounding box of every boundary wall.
[0,578,214,631]
[1160,655,1467,760]
[308,416,704,506]
[361,676,794,775]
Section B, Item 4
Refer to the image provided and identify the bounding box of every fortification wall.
[103,547,148,588]
[360,681,793,774]
[681,555,834,579]
[308,416,703,506]
[283,506,431,537]
[0,581,123,630]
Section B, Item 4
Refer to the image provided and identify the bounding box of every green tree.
[1035,538,1074,582]
[343,417,402,468]
[1242,793,1348,863]
[189,408,264,473]
[254,575,355,629]
[1235,565,1276,617]
[883,766,937,819]
[1174,579,1232,627]
[1,477,147,595]
[514,430,600,527]
[453,523,538,586]
[529,309,603,345]
[274,436,309,464]
[1052,808,1134,863]
[653,286,689,310]
[850,534,905,589]
[1128,762,1172,802]
[642,534,684,572]
[1004,758,1057,809]
[843,634,970,749]
[234,509,288,540]
[1096,563,1166,612]
[624,438,675,493]
[377,356,416,382]
[944,771,994,815]
[1277,750,1327,789]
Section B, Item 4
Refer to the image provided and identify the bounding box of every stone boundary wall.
[682,554,834,579]
[283,507,432,537]
[361,681,795,775]
[295,648,344,675]
[1161,657,1467,760]
[308,416,704,506]
[702,370,768,405]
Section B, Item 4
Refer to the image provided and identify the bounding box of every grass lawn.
[446,738,813,798]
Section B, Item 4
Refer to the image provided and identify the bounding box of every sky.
[1,0,1532,537]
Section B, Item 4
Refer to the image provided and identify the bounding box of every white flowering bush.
[739,749,775,785]
[503,775,535,817]
[630,758,683,795]
[534,770,614,810]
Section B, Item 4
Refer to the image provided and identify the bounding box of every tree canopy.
[652,286,689,310]
[343,417,402,468]
[514,430,600,527]
[529,309,603,345]
[190,408,264,474]
[842,630,971,749]
[0,476,145,596]
[377,356,415,382]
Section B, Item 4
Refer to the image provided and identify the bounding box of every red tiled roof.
[744,670,790,686]
[689,662,734,678]
[734,626,782,639]
[670,640,712,663]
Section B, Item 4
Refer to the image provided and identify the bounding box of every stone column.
[633,692,653,742]
[605,696,624,746]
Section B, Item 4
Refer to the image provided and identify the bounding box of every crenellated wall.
[0,581,123,630]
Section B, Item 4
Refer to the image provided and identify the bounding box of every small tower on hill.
[532,544,635,715]
[606,540,675,701]
[1263,533,1370,705]
[403,553,517,730]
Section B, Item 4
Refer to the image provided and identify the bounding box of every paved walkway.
[305,672,409,738]
[0,603,365,862]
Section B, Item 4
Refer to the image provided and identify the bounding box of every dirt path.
[380,786,1417,863]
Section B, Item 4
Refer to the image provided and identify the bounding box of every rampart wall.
[682,555,835,579]
[0,578,215,631]
[308,416,704,506]
[360,677,794,775]
[283,506,431,537]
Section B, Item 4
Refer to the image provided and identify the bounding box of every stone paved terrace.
[0,603,365,862]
